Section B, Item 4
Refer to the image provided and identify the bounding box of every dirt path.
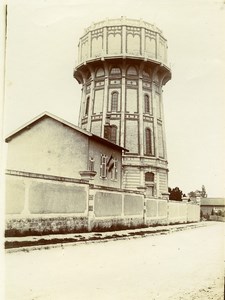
[5,222,224,299]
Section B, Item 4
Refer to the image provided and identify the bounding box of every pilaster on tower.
[74,17,171,197]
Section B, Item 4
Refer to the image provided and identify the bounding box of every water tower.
[74,17,171,198]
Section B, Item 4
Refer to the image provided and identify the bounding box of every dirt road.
[5,222,224,299]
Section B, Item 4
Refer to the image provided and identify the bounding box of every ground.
[5,222,225,300]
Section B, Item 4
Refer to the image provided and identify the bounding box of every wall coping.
[5,169,89,185]
[5,169,143,195]
[5,169,200,207]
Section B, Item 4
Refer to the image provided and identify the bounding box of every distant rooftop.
[201,198,225,206]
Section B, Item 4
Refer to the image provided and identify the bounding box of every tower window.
[127,66,137,76]
[111,92,118,112]
[144,94,151,113]
[145,172,154,182]
[85,97,90,115]
[110,67,121,75]
[146,128,152,155]
[96,68,105,77]
[110,125,117,144]
[100,154,107,178]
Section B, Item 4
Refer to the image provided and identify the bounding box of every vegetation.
[188,185,207,199]
[168,187,183,201]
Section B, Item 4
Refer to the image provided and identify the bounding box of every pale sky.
[2,0,225,197]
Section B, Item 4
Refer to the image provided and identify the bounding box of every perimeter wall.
[5,170,200,236]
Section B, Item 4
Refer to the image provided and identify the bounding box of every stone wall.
[145,199,168,225]
[92,190,144,230]
[6,171,88,215]
[6,216,88,236]
[5,171,200,236]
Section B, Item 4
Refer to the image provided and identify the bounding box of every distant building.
[200,198,225,217]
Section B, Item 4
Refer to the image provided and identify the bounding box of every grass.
[5,228,170,249]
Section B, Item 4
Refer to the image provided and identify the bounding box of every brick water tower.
[74,17,171,198]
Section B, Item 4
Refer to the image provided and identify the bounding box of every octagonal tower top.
[76,17,170,70]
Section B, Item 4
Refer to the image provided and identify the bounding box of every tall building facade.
[74,17,171,197]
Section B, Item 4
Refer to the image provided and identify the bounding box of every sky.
[2,0,225,197]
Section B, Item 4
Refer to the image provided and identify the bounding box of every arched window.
[110,125,117,144]
[85,97,90,115]
[144,94,150,113]
[127,66,137,76]
[96,68,105,77]
[111,92,118,112]
[110,67,121,75]
[145,172,154,182]
[146,128,152,155]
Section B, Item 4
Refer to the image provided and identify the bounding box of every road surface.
[5,222,224,299]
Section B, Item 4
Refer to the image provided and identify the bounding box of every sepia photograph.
[1,0,225,299]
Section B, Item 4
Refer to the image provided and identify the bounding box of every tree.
[188,191,196,198]
[201,185,207,198]
[200,210,204,219]
[168,187,183,201]
[188,185,207,199]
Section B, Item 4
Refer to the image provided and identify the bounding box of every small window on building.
[110,67,121,75]
[89,157,95,171]
[110,125,117,144]
[145,172,154,182]
[107,156,118,181]
[127,66,137,76]
[100,154,107,178]
[85,97,90,115]
[111,159,118,180]
[146,128,152,155]
[111,92,118,112]
[144,94,150,113]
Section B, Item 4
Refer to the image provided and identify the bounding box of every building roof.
[200,198,225,206]
[5,112,128,152]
